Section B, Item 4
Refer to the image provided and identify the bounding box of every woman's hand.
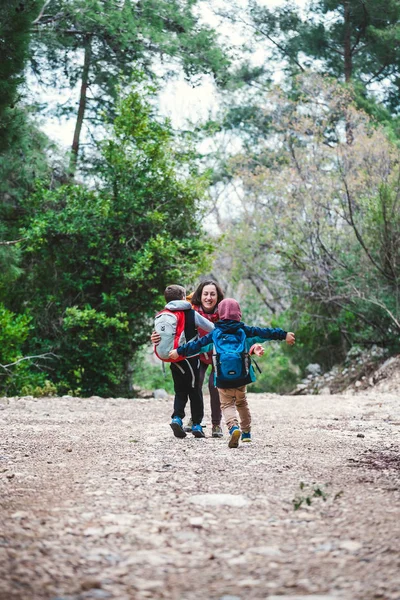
[151,331,161,345]
[285,332,295,345]
[169,349,179,360]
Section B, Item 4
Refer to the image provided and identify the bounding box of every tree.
[15,87,212,396]
[0,0,51,288]
[213,74,400,368]
[0,0,40,151]
[244,0,400,114]
[31,0,230,173]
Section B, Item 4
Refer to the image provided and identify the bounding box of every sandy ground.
[0,389,399,600]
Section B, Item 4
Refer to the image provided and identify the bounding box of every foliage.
[30,0,230,166]
[246,0,400,115]
[249,344,299,394]
[13,88,212,396]
[0,303,31,365]
[0,225,22,295]
[0,112,51,235]
[0,0,40,151]
[0,303,39,395]
[132,348,175,395]
[212,74,400,372]
[20,379,58,398]
[292,481,330,510]
[0,0,52,295]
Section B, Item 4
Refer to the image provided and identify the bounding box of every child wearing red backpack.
[169,298,295,448]
[154,285,214,439]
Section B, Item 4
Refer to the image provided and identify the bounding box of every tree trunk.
[343,1,352,83]
[69,36,91,176]
[343,2,354,144]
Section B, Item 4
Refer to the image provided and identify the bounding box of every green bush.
[0,303,50,395]
[20,379,58,397]
[132,347,174,395]
[12,89,211,397]
[249,344,300,394]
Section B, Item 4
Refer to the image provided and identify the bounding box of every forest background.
[1,0,400,398]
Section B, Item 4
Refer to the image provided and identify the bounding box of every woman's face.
[201,284,218,313]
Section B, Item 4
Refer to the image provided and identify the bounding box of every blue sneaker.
[192,424,205,438]
[241,431,251,442]
[228,426,241,448]
[170,417,187,438]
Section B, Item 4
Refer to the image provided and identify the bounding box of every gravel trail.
[0,390,399,600]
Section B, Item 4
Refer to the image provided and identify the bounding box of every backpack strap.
[252,358,262,374]
[184,308,197,342]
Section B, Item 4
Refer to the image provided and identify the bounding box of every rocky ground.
[1,379,399,600]
[292,348,400,397]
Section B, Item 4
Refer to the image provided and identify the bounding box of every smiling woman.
[151,279,226,436]
[190,279,225,437]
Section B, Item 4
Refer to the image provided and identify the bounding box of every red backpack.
[154,308,196,362]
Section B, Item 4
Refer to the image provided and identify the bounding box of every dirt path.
[0,390,399,600]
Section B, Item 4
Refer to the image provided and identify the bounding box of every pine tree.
[31,0,230,172]
[0,0,40,151]
[247,0,400,112]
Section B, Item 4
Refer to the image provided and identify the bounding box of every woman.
[188,280,225,438]
[151,279,225,437]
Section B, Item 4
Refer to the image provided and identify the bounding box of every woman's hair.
[191,279,225,307]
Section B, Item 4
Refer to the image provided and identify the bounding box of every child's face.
[201,284,218,312]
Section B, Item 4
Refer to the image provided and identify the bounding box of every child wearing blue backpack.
[169,298,295,448]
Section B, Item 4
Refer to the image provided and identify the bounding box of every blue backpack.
[213,328,251,388]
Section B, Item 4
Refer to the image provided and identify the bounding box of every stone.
[83,527,104,536]
[296,384,308,391]
[153,388,169,399]
[306,363,322,376]
[190,517,204,528]
[134,388,153,399]
[249,545,281,556]
[189,494,249,507]
[319,387,331,395]
[132,578,163,590]
[81,579,102,591]
[339,540,362,551]
[238,579,261,587]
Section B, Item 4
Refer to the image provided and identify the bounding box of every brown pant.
[218,385,251,432]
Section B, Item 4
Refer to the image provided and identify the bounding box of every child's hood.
[218,298,242,321]
[165,300,192,311]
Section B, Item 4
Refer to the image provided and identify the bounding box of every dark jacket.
[177,319,287,388]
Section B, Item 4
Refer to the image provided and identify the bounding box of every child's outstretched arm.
[286,332,295,345]
[168,332,214,360]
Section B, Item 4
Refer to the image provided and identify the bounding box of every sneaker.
[212,425,223,438]
[241,431,251,442]
[192,424,206,438]
[184,417,193,432]
[170,417,187,438]
[228,426,241,448]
